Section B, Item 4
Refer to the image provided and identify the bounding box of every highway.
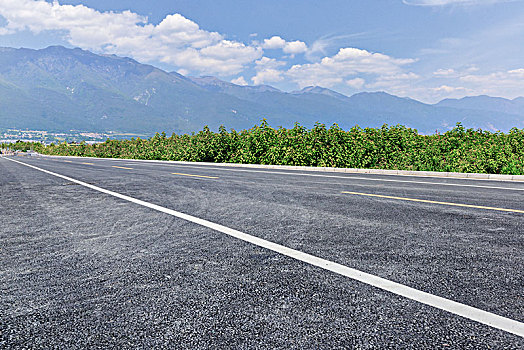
[1,154,523,348]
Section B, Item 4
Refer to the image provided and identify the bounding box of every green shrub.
[28,122,524,175]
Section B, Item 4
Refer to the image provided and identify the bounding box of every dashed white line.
[6,157,524,338]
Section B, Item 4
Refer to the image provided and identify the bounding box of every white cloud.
[0,0,262,76]
[508,68,524,77]
[432,66,480,78]
[283,40,307,54]
[305,37,330,62]
[432,85,466,92]
[262,35,307,54]
[255,56,286,69]
[434,68,456,76]
[251,57,285,85]
[286,47,416,88]
[252,69,284,85]
[367,72,420,90]
[304,33,368,62]
[377,72,420,81]
[231,76,248,86]
[458,69,524,95]
[460,70,514,83]
[346,78,365,89]
[262,36,286,49]
[414,68,524,102]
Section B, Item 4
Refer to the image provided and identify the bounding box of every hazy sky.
[0,0,523,102]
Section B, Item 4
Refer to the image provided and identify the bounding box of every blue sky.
[0,0,523,102]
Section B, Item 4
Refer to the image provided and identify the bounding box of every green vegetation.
[4,122,524,175]
[1,140,41,152]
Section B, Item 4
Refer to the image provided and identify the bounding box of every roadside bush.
[32,122,524,175]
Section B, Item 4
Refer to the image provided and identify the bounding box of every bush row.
[4,121,524,174]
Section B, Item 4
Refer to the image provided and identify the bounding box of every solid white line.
[6,156,524,338]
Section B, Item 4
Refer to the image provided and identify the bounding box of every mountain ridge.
[0,45,522,135]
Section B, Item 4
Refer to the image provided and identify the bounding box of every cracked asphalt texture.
[1,155,523,349]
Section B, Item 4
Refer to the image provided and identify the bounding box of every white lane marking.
[6,157,524,338]
[129,162,524,192]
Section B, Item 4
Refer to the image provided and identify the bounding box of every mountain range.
[0,46,523,135]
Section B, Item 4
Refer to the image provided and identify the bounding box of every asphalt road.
[1,154,523,349]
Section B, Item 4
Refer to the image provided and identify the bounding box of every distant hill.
[435,95,524,118]
[0,46,522,135]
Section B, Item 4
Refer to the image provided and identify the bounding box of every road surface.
[1,155,523,348]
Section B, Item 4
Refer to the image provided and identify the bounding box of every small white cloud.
[251,57,286,85]
[231,76,248,86]
[433,85,466,92]
[434,68,456,76]
[252,69,284,85]
[433,66,481,78]
[366,72,420,90]
[283,40,308,54]
[255,56,286,69]
[305,33,368,62]
[379,72,420,81]
[262,35,307,54]
[508,68,524,77]
[262,36,286,49]
[346,78,365,89]
[305,38,329,62]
